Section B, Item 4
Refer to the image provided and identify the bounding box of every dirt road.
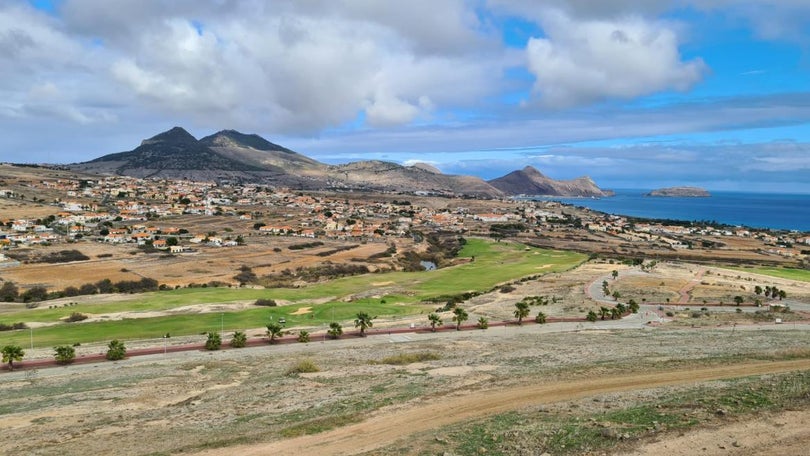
[196,359,810,456]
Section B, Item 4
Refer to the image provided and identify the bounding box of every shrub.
[476,317,489,329]
[499,284,516,293]
[38,249,90,264]
[231,331,247,348]
[286,359,319,375]
[54,345,76,364]
[288,241,324,250]
[105,340,126,360]
[0,322,27,331]
[22,285,48,302]
[535,312,547,324]
[378,352,440,365]
[66,312,88,322]
[234,265,257,285]
[254,298,277,307]
[205,332,222,350]
[297,330,310,343]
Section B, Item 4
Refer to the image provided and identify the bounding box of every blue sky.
[2,1,810,193]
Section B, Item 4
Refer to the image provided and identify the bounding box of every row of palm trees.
[2,298,637,370]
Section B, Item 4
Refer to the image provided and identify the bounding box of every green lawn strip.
[412,370,810,455]
[0,301,426,348]
[0,240,586,345]
[724,266,810,283]
[3,240,584,325]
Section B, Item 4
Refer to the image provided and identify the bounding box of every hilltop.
[488,165,612,197]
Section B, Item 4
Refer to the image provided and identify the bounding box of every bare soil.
[3,325,809,456]
[624,409,810,456]
[196,359,810,456]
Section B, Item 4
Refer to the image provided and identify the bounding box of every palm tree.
[428,313,443,332]
[610,307,621,320]
[452,307,468,331]
[598,306,611,321]
[53,345,76,364]
[105,340,126,361]
[205,332,222,350]
[476,316,489,329]
[612,270,619,280]
[327,322,343,339]
[586,310,598,322]
[2,345,24,370]
[778,290,786,300]
[354,312,374,336]
[266,322,284,343]
[231,331,247,348]
[514,301,530,325]
[754,285,763,295]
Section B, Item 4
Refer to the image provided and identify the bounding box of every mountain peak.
[409,162,442,174]
[141,127,198,146]
[521,165,544,177]
[200,129,295,153]
[488,167,608,197]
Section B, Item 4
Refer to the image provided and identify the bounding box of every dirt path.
[677,267,706,303]
[196,359,810,456]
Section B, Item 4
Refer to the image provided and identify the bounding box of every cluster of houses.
[1,175,809,261]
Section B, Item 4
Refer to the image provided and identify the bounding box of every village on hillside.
[1,170,808,270]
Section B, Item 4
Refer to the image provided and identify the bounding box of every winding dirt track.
[196,359,810,456]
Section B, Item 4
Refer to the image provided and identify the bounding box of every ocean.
[526,190,810,232]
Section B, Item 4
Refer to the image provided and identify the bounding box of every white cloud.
[525,10,706,107]
[50,0,506,133]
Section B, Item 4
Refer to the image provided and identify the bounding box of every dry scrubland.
[0,235,395,290]
[2,325,810,456]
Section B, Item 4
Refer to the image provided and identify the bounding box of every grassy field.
[0,300,426,347]
[728,266,810,283]
[0,239,586,347]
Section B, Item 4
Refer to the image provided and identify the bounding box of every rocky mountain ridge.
[70,127,610,198]
[487,166,612,197]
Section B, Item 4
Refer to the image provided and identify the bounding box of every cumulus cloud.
[525,10,706,107]
[45,0,506,133]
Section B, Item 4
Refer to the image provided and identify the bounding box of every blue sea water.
[529,190,810,232]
